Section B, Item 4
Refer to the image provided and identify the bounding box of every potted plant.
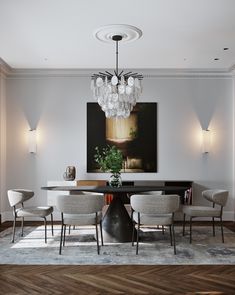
[94,145,123,187]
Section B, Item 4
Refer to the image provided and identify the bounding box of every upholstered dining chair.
[8,189,54,243]
[182,189,228,243]
[135,191,165,233]
[67,191,104,234]
[128,191,163,218]
[130,194,180,255]
[55,194,104,255]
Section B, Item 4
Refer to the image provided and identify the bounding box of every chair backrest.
[130,194,180,214]
[56,194,104,214]
[202,189,228,207]
[8,189,34,207]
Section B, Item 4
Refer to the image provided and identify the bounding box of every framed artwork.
[87,102,157,172]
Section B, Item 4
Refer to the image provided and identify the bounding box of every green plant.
[94,145,123,174]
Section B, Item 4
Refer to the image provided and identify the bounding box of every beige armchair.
[55,194,104,255]
[182,189,228,243]
[130,194,180,255]
[8,189,54,243]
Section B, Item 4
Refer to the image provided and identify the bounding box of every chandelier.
[91,27,143,119]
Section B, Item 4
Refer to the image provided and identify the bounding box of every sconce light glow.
[28,129,37,153]
[202,129,211,153]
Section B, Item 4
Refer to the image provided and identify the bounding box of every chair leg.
[12,215,16,243]
[212,217,215,236]
[44,217,47,243]
[59,223,64,255]
[95,223,100,255]
[189,217,192,244]
[131,209,135,246]
[100,221,104,246]
[220,217,225,243]
[136,213,140,255]
[182,213,186,236]
[63,225,66,246]
[51,213,54,236]
[131,222,135,246]
[21,217,24,237]
[162,225,165,235]
[172,223,176,255]
[169,225,173,246]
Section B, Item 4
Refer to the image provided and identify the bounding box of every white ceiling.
[0,0,235,70]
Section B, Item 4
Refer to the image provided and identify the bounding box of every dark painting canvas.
[87,103,157,172]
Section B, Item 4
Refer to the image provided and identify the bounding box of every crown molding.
[0,58,12,76]
[229,63,235,77]
[140,68,232,78]
[0,57,233,79]
[8,68,93,78]
[6,68,232,79]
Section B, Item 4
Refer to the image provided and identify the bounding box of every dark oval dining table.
[42,185,189,243]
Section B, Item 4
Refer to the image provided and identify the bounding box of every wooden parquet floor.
[0,265,235,294]
[0,222,235,294]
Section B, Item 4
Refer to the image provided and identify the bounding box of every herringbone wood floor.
[0,222,235,294]
[0,265,235,294]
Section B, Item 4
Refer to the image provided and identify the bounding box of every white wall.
[233,74,235,221]
[0,70,7,221]
[2,71,234,220]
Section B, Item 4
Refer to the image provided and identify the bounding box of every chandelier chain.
[115,39,119,76]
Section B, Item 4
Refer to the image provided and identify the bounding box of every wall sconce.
[28,129,37,153]
[202,129,211,153]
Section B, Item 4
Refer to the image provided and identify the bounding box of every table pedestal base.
[102,194,136,243]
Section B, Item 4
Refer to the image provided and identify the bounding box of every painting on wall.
[87,102,157,173]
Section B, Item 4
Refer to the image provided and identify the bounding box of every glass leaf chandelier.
[91,30,143,119]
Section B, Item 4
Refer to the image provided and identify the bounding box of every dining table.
[42,185,189,243]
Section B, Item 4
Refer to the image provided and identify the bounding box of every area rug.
[0,225,235,265]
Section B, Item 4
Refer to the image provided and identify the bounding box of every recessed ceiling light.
[223,47,229,51]
[214,58,219,61]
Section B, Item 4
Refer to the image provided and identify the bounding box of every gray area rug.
[0,225,235,265]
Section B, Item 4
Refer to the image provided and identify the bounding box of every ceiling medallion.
[91,24,143,118]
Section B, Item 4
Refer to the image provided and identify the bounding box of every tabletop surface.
[41,185,190,193]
